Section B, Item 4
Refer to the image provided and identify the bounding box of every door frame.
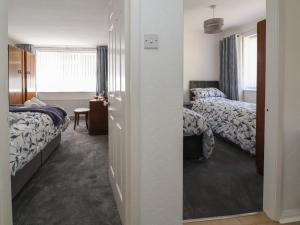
[0,1,285,225]
[126,0,284,223]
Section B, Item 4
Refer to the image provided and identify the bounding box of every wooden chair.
[74,108,89,130]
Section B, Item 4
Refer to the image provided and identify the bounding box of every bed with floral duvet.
[190,88,256,155]
[9,108,69,176]
[183,108,214,159]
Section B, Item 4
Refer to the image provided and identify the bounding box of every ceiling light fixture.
[204,5,224,34]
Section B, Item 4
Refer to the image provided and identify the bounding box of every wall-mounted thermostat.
[144,34,159,49]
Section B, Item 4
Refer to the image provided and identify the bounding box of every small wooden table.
[74,108,90,130]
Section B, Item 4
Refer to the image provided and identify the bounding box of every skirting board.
[183,212,260,224]
[279,209,300,224]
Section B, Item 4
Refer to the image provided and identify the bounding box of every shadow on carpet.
[183,137,263,220]
[13,123,122,225]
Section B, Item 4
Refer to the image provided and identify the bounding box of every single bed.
[189,81,256,155]
[9,106,70,198]
[183,108,214,159]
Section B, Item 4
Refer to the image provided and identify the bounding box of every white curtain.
[36,48,97,92]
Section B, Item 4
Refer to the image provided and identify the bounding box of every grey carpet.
[13,123,122,225]
[183,137,263,220]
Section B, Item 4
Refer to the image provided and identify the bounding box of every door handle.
[103,101,110,107]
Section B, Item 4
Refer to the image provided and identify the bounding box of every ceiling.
[8,0,109,47]
[184,0,266,31]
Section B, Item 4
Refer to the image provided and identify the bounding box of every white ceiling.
[184,0,266,31]
[8,0,109,47]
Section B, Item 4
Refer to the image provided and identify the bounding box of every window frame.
[35,47,97,93]
[242,32,258,91]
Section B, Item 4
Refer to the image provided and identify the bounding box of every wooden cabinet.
[89,99,108,135]
[8,45,36,105]
[24,52,36,100]
[8,45,25,105]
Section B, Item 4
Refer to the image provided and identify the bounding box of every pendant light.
[204,5,224,34]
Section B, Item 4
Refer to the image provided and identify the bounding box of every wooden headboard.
[189,80,220,101]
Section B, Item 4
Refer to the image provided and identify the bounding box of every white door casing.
[108,0,127,223]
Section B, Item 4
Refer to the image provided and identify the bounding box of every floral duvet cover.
[9,112,69,175]
[191,97,256,154]
[183,108,214,159]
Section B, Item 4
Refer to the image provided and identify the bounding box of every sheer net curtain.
[36,48,97,92]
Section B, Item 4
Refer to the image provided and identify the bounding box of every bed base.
[11,134,61,199]
[183,135,203,160]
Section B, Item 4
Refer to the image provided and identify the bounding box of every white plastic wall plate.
[144,34,159,49]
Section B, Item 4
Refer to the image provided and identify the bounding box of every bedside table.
[89,98,108,135]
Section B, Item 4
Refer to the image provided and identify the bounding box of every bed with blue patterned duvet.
[9,106,70,176]
[190,88,256,155]
[183,108,215,159]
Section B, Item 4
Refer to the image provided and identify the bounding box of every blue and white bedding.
[183,108,215,159]
[9,110,70,175]
[191,97,256,155]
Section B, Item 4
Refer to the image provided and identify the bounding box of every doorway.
[183,0,266,221]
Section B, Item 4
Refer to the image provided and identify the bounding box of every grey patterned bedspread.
[9,111,70,175]
[191,97,256,155]
[9,106,67,126]
[183,108,214,159]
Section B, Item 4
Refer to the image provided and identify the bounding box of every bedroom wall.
[184,9,222,102]
[279,0,300,222]
[135,0,183,223]
[0,0,13,224]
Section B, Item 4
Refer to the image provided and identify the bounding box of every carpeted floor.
[13,122,122,225]
[183,137,263,220]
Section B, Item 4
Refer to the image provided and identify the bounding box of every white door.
[108,0,126,222]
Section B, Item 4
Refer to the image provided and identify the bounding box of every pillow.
[191,88,226,99]
[24,100,40,108]
[31,97,47,107]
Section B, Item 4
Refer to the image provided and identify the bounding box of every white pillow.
[31,97,47,107]
[24,100,40,108]
[190,88,226,99]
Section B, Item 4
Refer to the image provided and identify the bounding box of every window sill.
[37,92,96,101]
[243,89,257,92]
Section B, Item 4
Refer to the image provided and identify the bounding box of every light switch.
[144,34,159,49]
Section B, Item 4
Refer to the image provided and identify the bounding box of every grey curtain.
[96,46,108,96]
[220,35,238,100]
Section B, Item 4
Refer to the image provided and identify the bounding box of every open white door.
[108,0,127,223]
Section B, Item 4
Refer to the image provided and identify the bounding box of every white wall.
[0,0,13,224]
[133,0,183,224]
[37,92,95,116]
[184,10,221,102]
[279,0,300,222]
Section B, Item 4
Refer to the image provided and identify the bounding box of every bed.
[9,106,70,198]
[183,108,214,159]
[189,81,256,155]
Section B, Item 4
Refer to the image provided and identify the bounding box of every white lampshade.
[204,18,224,34]
[204,5,224,34]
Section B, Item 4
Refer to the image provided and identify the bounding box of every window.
[243,34,257,90]
[36,49,97,92]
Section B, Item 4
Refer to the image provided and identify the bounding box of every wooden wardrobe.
[8,45,36,105]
